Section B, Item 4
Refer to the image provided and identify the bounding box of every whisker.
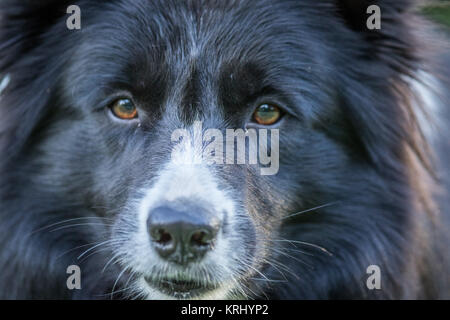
[239,259,278,286]
[251,278,287,283]
[261,260,288,281]
[78,246,115,264]
[269,247,314,269]
[28,217,114,236]
[56,241,104,260]
[277,246,314,256]
[50,223,113,233]
[95,271,137,299]
[102,253,122,274]
[270,239,333,256]
[77,239,117,260]
[121,272,138,299]
[110,267,128,300]
[262,257,300,281]
[230,277,257,300]
[281,201,340,220]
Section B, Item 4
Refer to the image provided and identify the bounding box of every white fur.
[0,74,10,98]
[410,70,445,143]
[127,123,240,299]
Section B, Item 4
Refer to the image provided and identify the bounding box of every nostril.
[190,230,213,247]
[154,228,172,245]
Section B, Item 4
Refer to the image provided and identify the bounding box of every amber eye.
[252,104,282,125]
[110,98,138,120]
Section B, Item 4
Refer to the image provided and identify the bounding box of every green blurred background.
[422,0,450,28]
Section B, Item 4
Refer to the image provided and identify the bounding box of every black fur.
[0,0,449,299]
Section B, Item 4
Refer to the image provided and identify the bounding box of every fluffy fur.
[0,0,449,299]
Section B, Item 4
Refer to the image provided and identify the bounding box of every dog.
[0,0,449,299]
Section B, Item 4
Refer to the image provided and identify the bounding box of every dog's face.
[50,0,354,299]
[1,0,424,299]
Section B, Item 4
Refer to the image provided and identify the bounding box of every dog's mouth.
[144,276,218,298]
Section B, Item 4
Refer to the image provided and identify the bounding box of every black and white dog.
[0,0,449,299]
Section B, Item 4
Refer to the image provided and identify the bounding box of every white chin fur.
[135,277,236,300]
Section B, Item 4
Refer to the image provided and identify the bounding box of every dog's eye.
[110,99,138,120]
[252,104,281,126]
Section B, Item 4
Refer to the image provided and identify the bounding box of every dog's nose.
[147,205,220,265]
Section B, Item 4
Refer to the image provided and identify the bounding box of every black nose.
[147,205,220,265]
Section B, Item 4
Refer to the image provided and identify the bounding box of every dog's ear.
[329,1,433,184]
[0,1,77,163]
[335,0,412,32]
[331,0,419,69]
[0,0,76,70]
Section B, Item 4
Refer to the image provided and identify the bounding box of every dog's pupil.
[255,104,279,124]
[119,100,134,112]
